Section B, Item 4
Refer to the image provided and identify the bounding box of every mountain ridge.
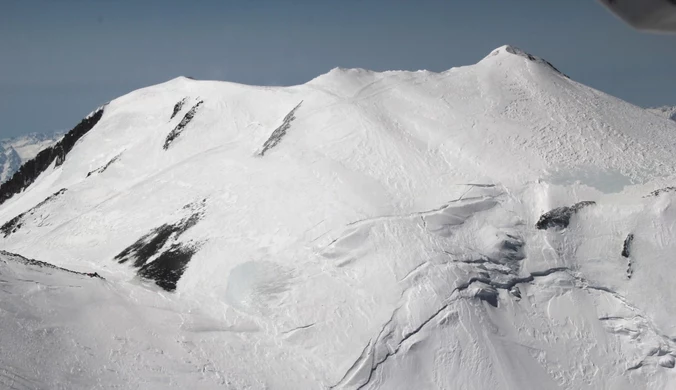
[1,45,676,389]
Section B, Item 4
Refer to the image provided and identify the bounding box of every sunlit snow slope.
[2,45,676,389]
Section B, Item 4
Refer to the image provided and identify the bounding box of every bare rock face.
[536,201,596,230]
[0,109,103,206]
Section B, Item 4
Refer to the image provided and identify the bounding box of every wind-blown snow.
[2,45,676,389]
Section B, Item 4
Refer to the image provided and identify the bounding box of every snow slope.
[0,132,63,183]
[2,45,676,389]
[648,105,676,121]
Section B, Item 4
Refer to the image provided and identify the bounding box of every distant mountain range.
[0,132,63,183]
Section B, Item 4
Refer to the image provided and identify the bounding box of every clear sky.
[2,0,675,138]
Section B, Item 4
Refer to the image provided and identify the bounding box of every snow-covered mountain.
[648,105,676,121]
[2,45,676,389]
[0,132,63,183]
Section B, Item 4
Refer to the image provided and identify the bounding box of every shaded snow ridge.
[0,250,103,279]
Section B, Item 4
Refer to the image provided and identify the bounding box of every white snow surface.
[2,45,676,389]
[0,132,63,182]
[648,105,676,121]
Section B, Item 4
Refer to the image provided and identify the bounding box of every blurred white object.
[599,0,676,32]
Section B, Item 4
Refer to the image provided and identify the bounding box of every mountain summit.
[1,46,676,389]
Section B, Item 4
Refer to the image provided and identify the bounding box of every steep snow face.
[2,46,676,389]
[0,132,63,182]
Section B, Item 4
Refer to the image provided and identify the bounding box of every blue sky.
[2,0,675,138]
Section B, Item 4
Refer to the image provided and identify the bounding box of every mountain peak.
[483,44,568,77]
[490,44,535,58]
